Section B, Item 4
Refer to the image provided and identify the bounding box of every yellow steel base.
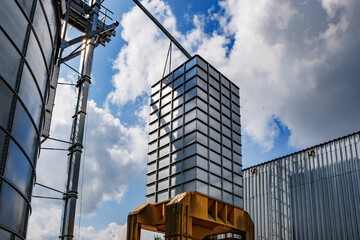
[126,191,254,240]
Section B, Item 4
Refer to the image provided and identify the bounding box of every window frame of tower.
[151,91,160,103]
[209,129,221,144]
[170,148,183,163]
[147,161,156,173]
[169,104,184,119]
[173,84,184,98]
[209,76,219,89]
[149,112,158,124]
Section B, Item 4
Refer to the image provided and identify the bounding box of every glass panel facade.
[12,102,39,160]
[147,172,156,183]
[0,228,12,240]
[170,185,182,198]
[185,77,197,91]
[146,55,243,207]
[171,165,182,176]
[151,82,160,94]
[157,179,169,191]
[158,167,169,180]
[160,114,171,127]
[196,168,208,182]
[184,98,197,112]
[41,1,57,38]
[0,80,13,127]
[210,150,221,164]
[162,84,171,96]
[4,141,33,197]
[26,31,48,97]
[223,180,233,193]
[183,156,196,170]
[185,57,196,70]
[162,74,172,86]
[196,180,208,195]
[174,66,184,79]
[148,151,156,162]
[148,161,156,173]
[223,191,233,204]
[157,190,168,202]
[0,1,59,239]
[184,168,196,182]
[0,30,21,88]
[151,92,159,102]
[33,2,53,66]
[209,65,220,80]
[171,150,183,162]
[183,180,196,192]
[158,157,169,169]
[0,182,28,237]
[0,0,28,49]
[173,76,183,89]
[147,183,155,195]
[19,65,44,128]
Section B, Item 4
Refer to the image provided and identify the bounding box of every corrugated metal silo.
[243,132,360,240]
[0,1,60,239]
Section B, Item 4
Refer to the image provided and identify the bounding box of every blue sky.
[28,0,360,239]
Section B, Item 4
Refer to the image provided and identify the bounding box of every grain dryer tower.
[126,2,254,239]
[146,55,244,208]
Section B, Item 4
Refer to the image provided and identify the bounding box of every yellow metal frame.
[127,191,254,240]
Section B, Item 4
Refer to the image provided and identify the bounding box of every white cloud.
[319,0,351,19]
[61,98,148,213]
[215,0,360,148]
[27,204,161,240]
[28,77,149,236]
[135,98,151,129]
[27,205,62,240]
[107,0,360,150]
[106,0,187,106]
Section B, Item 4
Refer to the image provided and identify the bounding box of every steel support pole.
[59,1,100,239]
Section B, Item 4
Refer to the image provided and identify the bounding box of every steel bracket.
[60,21,118,49]
[63,191,78,200]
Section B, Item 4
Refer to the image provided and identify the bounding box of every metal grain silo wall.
[244,132,360,240]
[0,0,59,239]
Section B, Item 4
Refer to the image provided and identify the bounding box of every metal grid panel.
[146,55,243,206]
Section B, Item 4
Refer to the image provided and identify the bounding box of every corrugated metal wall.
[243,132,360,240]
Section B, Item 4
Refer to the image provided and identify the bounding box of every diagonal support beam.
[133,0,191,59]
[61,50,82,63]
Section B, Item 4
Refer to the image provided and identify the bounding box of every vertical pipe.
[59,1,100,239]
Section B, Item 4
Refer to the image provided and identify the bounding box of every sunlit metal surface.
[243,132,360,240]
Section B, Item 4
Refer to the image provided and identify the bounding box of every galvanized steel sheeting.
[243,132,360,240]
